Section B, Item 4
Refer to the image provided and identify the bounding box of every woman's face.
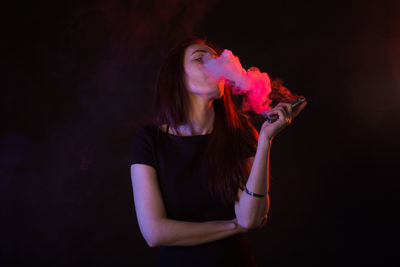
[183,43,225,99]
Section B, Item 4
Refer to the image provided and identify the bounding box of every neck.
[180,94,215,135]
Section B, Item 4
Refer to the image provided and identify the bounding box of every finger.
[263,107,282,119]
[293,101,307,118]
[276,103,292,119]
[295,101,306,110]
[264,108,285,125]
[275,102,286,110]
[278,106,289,119]
[282,103,292,119]
[276,109,286,123]
[277,109,291,125]
[264,103,291,122]
[288,103,293,116]
[300,101,307,109]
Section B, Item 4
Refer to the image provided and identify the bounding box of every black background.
[2,0,399,266]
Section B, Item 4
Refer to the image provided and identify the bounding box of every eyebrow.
[191,49,215,56]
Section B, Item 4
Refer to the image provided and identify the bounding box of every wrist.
[258,133,272,149]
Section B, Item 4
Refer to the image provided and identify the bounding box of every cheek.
[187,65,209,83]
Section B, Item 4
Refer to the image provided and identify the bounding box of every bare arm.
[235,143,270,230]
[235,101,307,229]
[130,164,247,247]
[154,217,246,247]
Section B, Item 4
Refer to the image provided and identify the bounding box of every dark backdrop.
[2,0,399,266]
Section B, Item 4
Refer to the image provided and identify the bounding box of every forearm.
[153,218,241,247]
[237,141,271,229]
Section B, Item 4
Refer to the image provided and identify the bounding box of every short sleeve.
[130,126,157,169]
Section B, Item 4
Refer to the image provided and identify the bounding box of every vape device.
[264,97,306,123]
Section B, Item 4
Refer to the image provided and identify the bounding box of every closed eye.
[194,57,203,63]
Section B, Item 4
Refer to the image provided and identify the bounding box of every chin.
[208,78,225,98]
[209,85,224,99]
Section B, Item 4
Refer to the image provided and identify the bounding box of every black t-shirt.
[130,123,258,267]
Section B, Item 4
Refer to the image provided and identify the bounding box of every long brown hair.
[152,36,259,206]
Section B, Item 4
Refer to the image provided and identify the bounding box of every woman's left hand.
[230,218,249,233]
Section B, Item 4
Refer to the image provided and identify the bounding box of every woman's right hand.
[259,101,307,145]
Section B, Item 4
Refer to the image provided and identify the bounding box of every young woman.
[130,36,307,267]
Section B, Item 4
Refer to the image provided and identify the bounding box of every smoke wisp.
[201,49,305,116]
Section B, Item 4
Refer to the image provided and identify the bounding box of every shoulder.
[134,122,160,139]
[130,123,160,168]
[130,123,160,150]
